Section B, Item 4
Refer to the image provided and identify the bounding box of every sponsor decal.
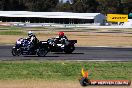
[79,68,131,86]
[107,14,128,22]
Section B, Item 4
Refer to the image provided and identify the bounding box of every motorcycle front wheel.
[11,47,21,56]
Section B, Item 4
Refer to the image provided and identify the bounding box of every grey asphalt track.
[0,45,132,61]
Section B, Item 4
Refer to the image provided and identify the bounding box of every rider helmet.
[28,31,33,37]
[59,32,64,37]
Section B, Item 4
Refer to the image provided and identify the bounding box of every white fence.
[1,22,132,28]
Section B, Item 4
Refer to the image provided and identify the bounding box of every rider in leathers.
[55,31,68,44]
[27,31,39,53]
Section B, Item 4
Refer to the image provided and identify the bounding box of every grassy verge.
[0,26,25,35]
[0,26,23,30]
[0,30,25,35]
[0,61,131,81]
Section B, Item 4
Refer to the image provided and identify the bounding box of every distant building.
[0,11,106,25]
[94,14,106,25]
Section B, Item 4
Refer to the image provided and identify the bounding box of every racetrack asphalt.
[0,45,132,61]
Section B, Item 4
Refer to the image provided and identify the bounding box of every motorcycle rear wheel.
[37,48,48,57]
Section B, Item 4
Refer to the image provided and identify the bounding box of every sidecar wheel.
[64,45,75,54]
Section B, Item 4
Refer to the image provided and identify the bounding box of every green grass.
[0,26,23,30]
[0,26,25,35]
[0,61,131,81]
[0,30,25,35]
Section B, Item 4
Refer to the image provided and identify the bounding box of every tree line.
[0,0,131,14]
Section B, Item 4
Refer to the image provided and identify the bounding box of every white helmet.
[28,31,33,37]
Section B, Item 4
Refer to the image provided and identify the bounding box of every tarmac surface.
[0,45,132,61]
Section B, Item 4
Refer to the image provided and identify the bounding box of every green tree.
[72,0,85,12]
[56,1,72,12]
[72,0,98,13]
[96,0,121,14]
[0,0,3,10]
[0,0,131,13]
